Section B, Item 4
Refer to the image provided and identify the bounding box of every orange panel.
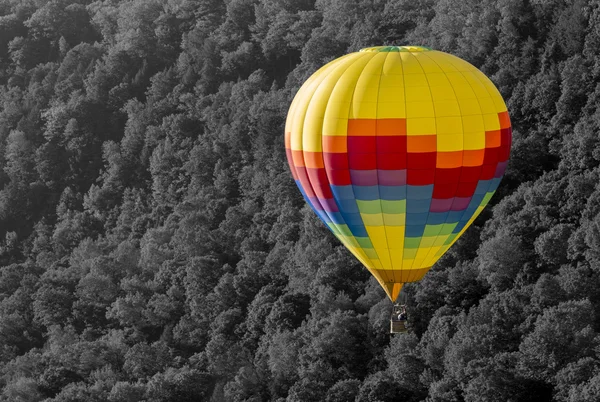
[303,151,324,168]
[407,135,437,152]
[292,150,305,167]
[498,111,511,129]
[348,119,377,136]
[436,151,463,168]
[485,130,501,148]
[376,119,407,136]
[382,283,403,302]
[463,149,485,166]
[323,136,347,153]
[285,132,292,148]
[374,268,430,284]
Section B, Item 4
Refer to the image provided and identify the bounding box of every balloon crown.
[360,45,432,53]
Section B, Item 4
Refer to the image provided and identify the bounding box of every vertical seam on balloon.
[463,65,508,198]
[287,73,327,219]
[464,67,505,111]
[453,59,499,235]
[294,59,347,222]
[444,68,506,250]
[406,51,436,281]
[287,53,357,132]
[319,53,377,265]
[414,51,452,270]
[347,52,392,285]
[315,52,385,278]
[421,52,465,259]
[343,53,392,286]
[459,63,499,221]
[297,55,361,239]
[374,51,393,280]
[315,57,365,242]
[431,53,501,254]
[420,51,469,267]
[398,50,408,284]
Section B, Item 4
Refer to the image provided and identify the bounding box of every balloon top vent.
[360,45,432,53]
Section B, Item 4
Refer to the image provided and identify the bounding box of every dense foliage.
[0,0,598,400]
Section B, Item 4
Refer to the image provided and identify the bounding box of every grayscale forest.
[0,0,598,401]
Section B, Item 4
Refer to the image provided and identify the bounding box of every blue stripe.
[379,185,407,200]
[427,212,449,225]
[488,178,501,192]
[460,206,478,221]
[337,198,359,213]
[446,211,463,222]
[407,200,431,213]
[406,213,429,225]
[470,193,485,207]
[315,209,332,225]
[340,212,364,226]
[353,185,380,200]
[407,185,434,200]
[348,225,368,237]
[405,225,426,237]
[453,221,467,233]
[331,185,355,200]
[474,180,491,195]
[329,212,345,225]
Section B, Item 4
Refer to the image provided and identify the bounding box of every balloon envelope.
[285,46,511,301]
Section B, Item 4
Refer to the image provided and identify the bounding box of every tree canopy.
[0,0,598,400]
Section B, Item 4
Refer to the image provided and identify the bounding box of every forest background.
[0,0,598,401]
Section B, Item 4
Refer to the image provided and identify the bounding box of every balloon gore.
[284,46,511,301]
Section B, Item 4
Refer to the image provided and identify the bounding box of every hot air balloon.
[284,46,511,331]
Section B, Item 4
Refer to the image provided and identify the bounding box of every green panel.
[433,236,448,246]
[444,234,457,245]
[404,237,421,249]
[356,200,383,214]
[423,224,443,237]
[438,223,458,235]
[403,248,418,258]
[381,200,406,214]
[361,213,384,226]
[356,237,374,248]
[383,214,405,226]
[329,223,352,237]
[481,191,494,206]
[364,248,379,259]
